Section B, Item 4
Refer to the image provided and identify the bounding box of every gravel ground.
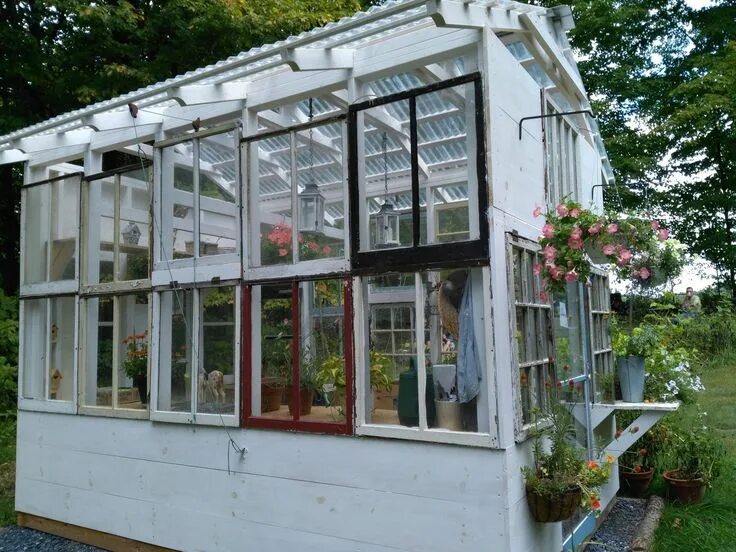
[0,526,104,551]
[585,497,648,552]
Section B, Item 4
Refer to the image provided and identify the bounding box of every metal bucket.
[617,356,645,402]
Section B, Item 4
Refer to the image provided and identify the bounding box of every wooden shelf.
[593,401,679,412]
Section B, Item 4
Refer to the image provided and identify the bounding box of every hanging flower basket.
[525,484,582,523]
[533,201,675,295]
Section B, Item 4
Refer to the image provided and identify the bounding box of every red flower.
[586,460,599,469]
[590,497,601,510]
[278,248,288,257]
[322,245,332,255]
[615,430,622,439]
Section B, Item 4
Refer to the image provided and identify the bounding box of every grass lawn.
[0,418,15,527]
[652,357,736,551]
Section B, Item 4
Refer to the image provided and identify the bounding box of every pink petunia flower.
[278,248,288,257]
[638,267,651,280]
[565,270,579,282]
[602,244,616,256]
[658,229,669,241]
[570,208,581,218]
[570,225,583,240]
[619,248,633,264]
[606,223,619,234]
[533,206,542,218]
[651,220,660,230]
[540,291,549,302]
[543,245,558,261]
[542,223,555,239]
[556,203,569,217]
[588,222,602,235]
[322,245,332,255]
[568,237,584,250]
[533,263,542,276]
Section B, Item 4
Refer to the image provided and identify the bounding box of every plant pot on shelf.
[619,468,654,498]
[525,485,582,523]
[288,387,314,417]
[617,356,645,402]
[261,379,284,413]
[663,470,706,505]
[434,399,463,431]
[133,374,148,405]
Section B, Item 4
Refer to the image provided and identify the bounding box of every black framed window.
[348,73,488,273]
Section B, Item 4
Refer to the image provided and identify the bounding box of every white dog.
[198,369,226,404]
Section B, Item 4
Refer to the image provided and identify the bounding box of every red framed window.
[242,278,353,434]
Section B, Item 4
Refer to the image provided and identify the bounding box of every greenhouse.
[0,1,674,551]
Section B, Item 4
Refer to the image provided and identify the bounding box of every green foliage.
[661,409,725,485]
[613,323,659,357]
[121,334,148,379]
[0,292,18,416]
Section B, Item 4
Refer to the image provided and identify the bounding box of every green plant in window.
[121,332,148,379]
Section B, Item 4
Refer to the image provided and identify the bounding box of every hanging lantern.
[298,181,325,233]
[371,131,401,248]
[298,98,325,234]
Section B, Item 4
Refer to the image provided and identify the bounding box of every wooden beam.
[281,47,355,71]
[427,0,525,33]
[0,149,29,164]
[90,123,161,152]
[28,144,88,167]
[17,512,177,552]
[12,129,94,153]
[168,82,247,105]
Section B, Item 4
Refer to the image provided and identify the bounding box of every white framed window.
[355,267,493,447]
[151,283,240,426]
[153,125,241,286]
[544,99,580,206]
[244,116,349,280]
[588,271,613,403]
[507,235,555,437]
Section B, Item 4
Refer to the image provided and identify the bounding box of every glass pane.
[157,289,193,412]
[83,296,113,407]
[197,287,236,415]
[118,169,151,280]
[21,298,47,399]
[86,177,115,284]
[295,120,345,261]
[417,82,475,245]
[163,144,194,260]
[50,178,80,281]
[118,293,149,410]
[258,283,292,418]
[199,131,238,257]
[23,186,49,285]
[299,279,345,422]
[360,101,413,251]
[48,296,75,401]
[254,134,293,266]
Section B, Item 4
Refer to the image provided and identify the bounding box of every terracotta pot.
[619,468,654,498]
[261,382,284,413]
[525,485,582,523]
[288,387,314,416]
[663,470,706,505]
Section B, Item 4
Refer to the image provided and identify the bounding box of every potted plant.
[662,411,724,505]
[122,332,148,405]
[613,325,658,402]
[522,402,612,522]
[616,411,661,498]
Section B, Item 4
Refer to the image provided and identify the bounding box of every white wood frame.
[150,282,240,427]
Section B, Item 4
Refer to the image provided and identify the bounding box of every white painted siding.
[17,411,511,552]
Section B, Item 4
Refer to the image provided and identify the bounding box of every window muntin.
[155,284,239,421]
[82,166,151,287]
[22,175,81,288]
[245,118,347,273]
[348,73,488,272]
[244,278,352,434]
[508,237,555,431]
[80,293,150,412]
[157,128,240,277]
[20,296,76,403]
[360,268,489,434]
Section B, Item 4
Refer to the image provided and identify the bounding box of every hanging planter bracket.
[518,109,594,140]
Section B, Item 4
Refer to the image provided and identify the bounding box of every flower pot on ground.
[288,386,314,416]
[663,470,705,505]
[619,468,654,498]
[261,378,285,412]
[522,402,612,523]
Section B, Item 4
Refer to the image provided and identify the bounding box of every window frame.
[354,267,495,448]
[152,123,242,287]
[588,270,613,404]
[241,277,354,435]
[542,96,581,206]
[242,113,350,281]
[150,281,241,426]
[347,72,489,274]
[507,234,556,440]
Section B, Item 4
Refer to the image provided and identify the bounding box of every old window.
[153,284,240,425]
[508,235,555,434]
[589,272,613,403]
[544,100,580,206]
[348,73,488,272]
[243,116,348,280]
[154,125,241,285]
[356,267,492,446]
[243,278,352,434]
